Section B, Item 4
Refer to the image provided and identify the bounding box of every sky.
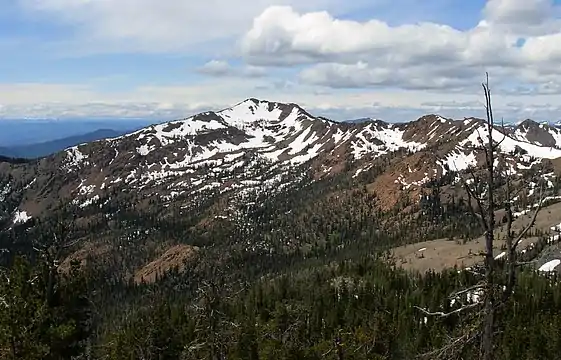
[2,0,561,122]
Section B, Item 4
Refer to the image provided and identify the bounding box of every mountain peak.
[512,118,561,147]
[517,118,538,127]
[416,114,451,124]
[234,97,300,109]
[244,97,271,105]
[216,98,321,129]
[7,98,561,240]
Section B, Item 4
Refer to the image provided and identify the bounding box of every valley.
[2,98,561,359]
[3,98,561,284]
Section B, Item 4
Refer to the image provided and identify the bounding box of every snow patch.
[137,144,155,156]
[538,259,561,272]
[13,211,31,224]
[494,252,506,260]
[63,146,89,172]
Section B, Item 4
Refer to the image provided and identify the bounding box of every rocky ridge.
[2,98,561,224]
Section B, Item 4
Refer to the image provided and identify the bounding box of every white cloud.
[483,0,559,34]
[6,0,561,122]
[17,0,375,54]
[240,1,561,93]
[299,62,481,91]
[197,60,231,76]
[197,60,266,78]
[241,6,471,65]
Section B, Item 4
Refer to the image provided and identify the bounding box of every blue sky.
[1,0,561,122]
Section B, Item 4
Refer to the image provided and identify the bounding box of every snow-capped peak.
[217,98,313,130]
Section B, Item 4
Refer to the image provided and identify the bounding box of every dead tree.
[321,328,350,360]
[32,205,79,306]
[477,73,499,360]
[416,73,545,359]
[500,160,545,301]
[184,270,242,360]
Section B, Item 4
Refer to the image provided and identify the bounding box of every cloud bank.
[3,0,561,122]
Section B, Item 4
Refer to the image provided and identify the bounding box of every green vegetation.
[3,249,561,359]
[2,138,561,359]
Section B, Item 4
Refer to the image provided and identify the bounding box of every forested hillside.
[3,248,561,359]
[2,161,561,359]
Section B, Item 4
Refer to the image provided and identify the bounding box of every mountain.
[0,118,160,147]
[0,155,32,164]
[3,98,561,358]
[1,99,428,217]
[4,99,561,221]
[2,99,561,277]
[0,128,126,159]
[508,119,561,147]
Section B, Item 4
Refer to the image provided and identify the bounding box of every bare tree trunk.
[480,76,495,360]
[504,200,516,300]
[335,332,344,360]
[481,295,494,360]
[480,76,498,360]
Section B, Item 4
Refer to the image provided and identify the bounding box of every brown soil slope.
[134,244,199,284]
[391,201,561,273]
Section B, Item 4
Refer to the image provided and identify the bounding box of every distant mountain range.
[0,118,161,147]
[0,128,126,159]
[343,117,380,124]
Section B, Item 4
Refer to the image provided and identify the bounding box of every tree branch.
[454,162,489,230]
[464,179,489,231]
[513,183,544,250]
[449,284,485,301]
[417,331,479,360]
[414,301,482,318]
[492,118,507,150]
